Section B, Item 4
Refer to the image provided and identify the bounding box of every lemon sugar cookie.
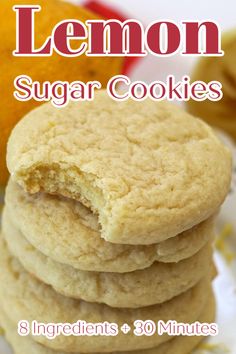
[0,295,216,354]
[0,236,213,353]
[7,91,232,245]
[187,29,236,140]
[2,209,213,308]
[5,179,215,273]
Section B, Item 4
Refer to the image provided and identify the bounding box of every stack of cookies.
[0,91,232,354]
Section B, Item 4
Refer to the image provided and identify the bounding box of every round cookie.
[7,91,232,245]
[5,179,215,273]
[3,209,213,308]
[0,236,212,353]
[187,30,236,140]
[0,295,216,354]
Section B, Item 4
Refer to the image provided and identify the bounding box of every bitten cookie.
[7,91,232,244]
[0,295,216,354]
[2,209,213,308]
[5,179,215,272]
[0,236,212,353]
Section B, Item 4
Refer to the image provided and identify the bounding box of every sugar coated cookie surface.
[7,91,232,244]
[5,179,214,272]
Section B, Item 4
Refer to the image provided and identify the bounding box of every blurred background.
[75,0,236,84]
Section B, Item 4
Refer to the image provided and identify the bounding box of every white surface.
[0,1,236,353]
